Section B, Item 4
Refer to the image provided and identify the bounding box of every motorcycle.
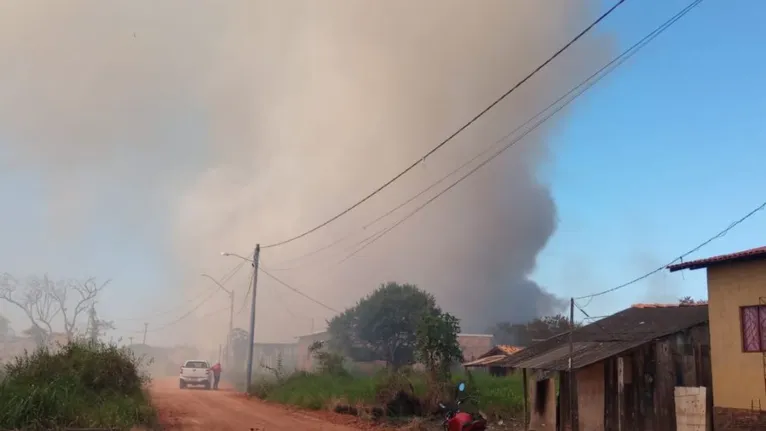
[438,381,488,431]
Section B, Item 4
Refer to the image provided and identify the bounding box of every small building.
[295,330,330,371]
[668,246,766,429]
[457,333,494,362]
[463,344,524,376]
[253,342,298,372]
[499,303,711,431]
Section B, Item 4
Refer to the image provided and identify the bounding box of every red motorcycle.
[438,382,488,431]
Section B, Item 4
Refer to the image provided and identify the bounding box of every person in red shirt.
[210,362,222,390]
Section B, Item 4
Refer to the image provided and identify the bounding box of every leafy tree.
[328,282,439,368]
[679,296,706,305]
[415,310,462,379]
[490,314,578,347]
[308,340,347,376]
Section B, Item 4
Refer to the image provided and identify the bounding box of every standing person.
[210,362,222,390]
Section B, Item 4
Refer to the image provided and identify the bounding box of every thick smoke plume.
[0,1,612,346]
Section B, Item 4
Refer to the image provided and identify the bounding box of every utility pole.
[142,322,148,345]
[245,244,260,392]
[129,336,134,346]
[228,290,234,367]
[568,297,575,431]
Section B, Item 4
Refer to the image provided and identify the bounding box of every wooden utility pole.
[128,336,134,346]
[568,297,576,431]
[142,322,148,345]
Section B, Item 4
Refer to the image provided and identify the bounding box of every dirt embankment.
[150,378,389,430]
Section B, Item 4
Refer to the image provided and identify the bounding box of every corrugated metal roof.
[498,304,708,370]
[463,354,508,367]
[511,340,645,371]
[667,246,766,272]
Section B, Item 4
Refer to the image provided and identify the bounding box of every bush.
[249,366,524,421]
[0,340,157,430]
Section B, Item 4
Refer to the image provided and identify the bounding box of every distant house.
[457,333,494,362]
[295,330,330,371]
[668,245,766,430]
[253,342,298,372]
[499,304,711,431]
[463,344,524,376]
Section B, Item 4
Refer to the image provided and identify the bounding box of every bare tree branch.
[0,273,110,342]
[51,277,110,341]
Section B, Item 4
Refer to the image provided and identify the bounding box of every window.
[740,306,766,352]
[184,361,209,368]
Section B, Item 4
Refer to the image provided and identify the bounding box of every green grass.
[0,340,158,430]
[253,369,524,420]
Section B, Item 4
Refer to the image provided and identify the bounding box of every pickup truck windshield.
[184,361,209,368]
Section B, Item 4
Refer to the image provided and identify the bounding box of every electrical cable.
[574,301,620,340]
[260,0,629,250]
[236,271,254,315]
[575,199,766,301]
[259,267,339,313]
[112,261,246,322]
[273,0,704,269]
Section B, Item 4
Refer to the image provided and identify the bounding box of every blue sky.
[1,0,764,343]
[535,0,766,317]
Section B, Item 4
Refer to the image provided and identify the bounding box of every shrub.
[0,340,157,430]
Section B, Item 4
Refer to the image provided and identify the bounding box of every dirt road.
[150,378,367,430]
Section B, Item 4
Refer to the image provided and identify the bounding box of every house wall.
[528,374,557,431]
[295,331,330,371]
[576,361,605,431]
[706,260,766,429]
[457,334,493,361]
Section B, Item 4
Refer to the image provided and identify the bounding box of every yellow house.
[668,246,766,429]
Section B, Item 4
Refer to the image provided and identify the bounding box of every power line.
[112,261,246,322]
[260,0,629,250]
[237,271,254,315]
[575,199,766,301]
[334,1,704,264]
[259,267,339,313]
[271,0,703,269]
[123,290,228,334]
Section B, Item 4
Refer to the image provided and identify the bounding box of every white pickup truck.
[179,359,212,390]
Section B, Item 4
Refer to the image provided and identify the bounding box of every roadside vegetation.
[248,282,525,425]
[0,340,157,430]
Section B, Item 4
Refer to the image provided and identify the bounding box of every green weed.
[0,340,157,430]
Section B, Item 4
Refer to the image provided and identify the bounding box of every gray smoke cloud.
[0,1,612,346]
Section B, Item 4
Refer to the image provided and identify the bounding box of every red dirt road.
[150,378,368,430]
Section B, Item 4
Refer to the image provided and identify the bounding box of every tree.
[490,314,578,347]
[0,314,12,341]
[86,304,115,342]
[328,282,439,368]
[415,310,463,380]
[22,325,47,346]
[50,277,110,341]
[679,296,706,305]
[0,273,109,342]
[308,340,347,376]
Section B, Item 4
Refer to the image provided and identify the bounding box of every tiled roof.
[667,246,766,272]
[498,304,708,371]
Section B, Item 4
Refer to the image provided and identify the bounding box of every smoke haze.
[0,1,613,346]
